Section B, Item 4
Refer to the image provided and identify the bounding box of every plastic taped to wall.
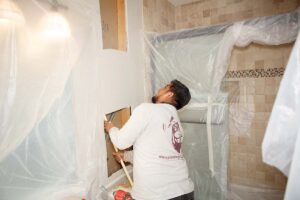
[144,8,300,200]
[145,8,300,137]
[178,93,227,124]
[182,105,228,200]
[0,0,105,200]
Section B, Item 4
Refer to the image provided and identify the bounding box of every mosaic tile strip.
[226,67,285,79]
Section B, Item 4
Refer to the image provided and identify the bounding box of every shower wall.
[143,0,175,32]
[227,44,292,189]
[143,0,300,191]
[174,0,300,29]
[172,0,299,190]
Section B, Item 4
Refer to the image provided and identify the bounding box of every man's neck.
[157,101,176,108]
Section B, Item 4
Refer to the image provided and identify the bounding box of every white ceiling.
[168,0,201,6]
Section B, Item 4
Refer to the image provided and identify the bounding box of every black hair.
[169,79,191,110]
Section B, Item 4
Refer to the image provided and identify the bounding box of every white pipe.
[206,96,215,177]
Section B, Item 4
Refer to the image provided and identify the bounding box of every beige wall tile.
[143,0,175,33]
[175,0,299,29]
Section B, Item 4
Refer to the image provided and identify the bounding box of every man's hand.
[104,121,115,133]
[112,152,124,163]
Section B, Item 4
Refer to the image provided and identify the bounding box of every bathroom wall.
[227,43,292,189]
[97,0,145,182]
[143,0,300,190]
[174,0,300,29]
[98,0,145,114]
[96,0,145,181]
[172,0,299,190]
[0,0,146,198]
[106,108,131,177]
[143,0,175,32]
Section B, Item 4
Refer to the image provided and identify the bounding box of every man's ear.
[167,92,177,106]
[167,91,174,98]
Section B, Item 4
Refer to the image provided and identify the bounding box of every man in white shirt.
[104,80,194,200]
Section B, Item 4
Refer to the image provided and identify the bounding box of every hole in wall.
[105,107,132,177]
[99,0,127,51]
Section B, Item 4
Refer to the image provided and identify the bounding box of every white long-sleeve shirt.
[123,150,133,163]
[109,103,194,200]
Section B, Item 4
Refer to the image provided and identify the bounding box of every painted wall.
[97,0,145,114]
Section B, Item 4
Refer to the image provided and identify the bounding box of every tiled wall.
[227,43,293,189]
[143,0,299,190]
[175,0,300,29]
[143,0,175,32]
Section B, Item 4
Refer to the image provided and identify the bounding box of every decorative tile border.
[226,67,285,79]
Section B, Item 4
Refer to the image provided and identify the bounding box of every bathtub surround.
[143,0,299,195]
[143,0,175,32]
[226,67,285,79]
[144,0,299,33]
[227,43,293,189]
[174,0,299,30]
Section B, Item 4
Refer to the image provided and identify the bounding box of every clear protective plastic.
[181,107,228,200]
[0,1,299,200]
[144,8,300,200]
[261,15,300,200]
[262,30,300,177]
[0,0,106,200]
[145,8,300,136]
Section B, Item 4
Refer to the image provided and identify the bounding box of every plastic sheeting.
[182,110,228,200]
[0,2,299,200]
[145,8,300,200]
[145,8,300,136]
[89,165,133,200]
[262,29,300,177]
[284,123,300,199]
[0,1,106,200]
[261,27,300,200]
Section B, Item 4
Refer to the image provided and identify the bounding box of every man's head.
[151,79,191,110]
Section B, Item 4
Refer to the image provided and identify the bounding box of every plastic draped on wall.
[181,99,229,200]
[183,123,227,200]
[262,30,300,177]
[145,8,300,137]
[265,30,300,199]
[144,8,300,200]
[0,1,106,200]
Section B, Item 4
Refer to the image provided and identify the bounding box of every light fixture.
[39,0,70,38]
[40,11,70,38]
[0,0,25,24]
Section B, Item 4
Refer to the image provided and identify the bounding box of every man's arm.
[113,151,133,164]
[105,104,151,150]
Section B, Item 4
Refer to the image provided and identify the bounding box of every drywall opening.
[105,107,131,177]
[99,0,127,51]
